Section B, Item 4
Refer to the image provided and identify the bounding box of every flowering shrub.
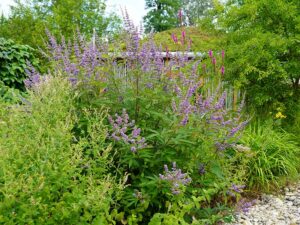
[21,15,253,224]
[108,109,147,153]
[159,162,192,195]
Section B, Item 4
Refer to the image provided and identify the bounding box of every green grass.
[241,124,300,192]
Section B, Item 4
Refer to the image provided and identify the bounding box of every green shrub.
[25,23,299,223]
[241,123,300,191]
[0,77,123,224]
[0,37,39,91]
[0,80,22,103]
[218,0,300,116]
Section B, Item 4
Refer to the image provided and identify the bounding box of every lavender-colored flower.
[186,82,200,98]
[226,184,246,198]
[231,184,246,193]
[228,120,248,138]
[237,199,256,213]
[24,62,44,88]
[132,127,141,138]
[211,114,223,121]
[214,91,226,110]
[146,83,154,89]
[164,164,169,172]
[174,85,182,96]
[159,162,192,195]
[180,114,189,126]
[108,109,147,153]
[215,142,232,151]
[222,120,233,126]
[131,146,137,153]
[208,50,213,58]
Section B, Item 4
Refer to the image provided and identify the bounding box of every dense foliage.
[182,0,214,25]
[144,0,182,33]
[218,0,300,117]
[14,20,298,223]
[0,77,124,224]
[0,1,299,224]
[0,37,39,91]
[0,0,121,49]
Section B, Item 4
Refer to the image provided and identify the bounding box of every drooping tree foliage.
[143,0,182,33]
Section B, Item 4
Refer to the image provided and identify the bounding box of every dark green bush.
[0,37,39,91]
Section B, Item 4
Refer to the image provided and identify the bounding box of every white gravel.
[229,183,300,225]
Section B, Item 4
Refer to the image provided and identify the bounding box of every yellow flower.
[275,112,287,119]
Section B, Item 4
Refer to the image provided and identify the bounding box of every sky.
[0,0,147,26]
[0,0,16,16]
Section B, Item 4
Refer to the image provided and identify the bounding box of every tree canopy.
[0,0,121,49]
[143,0,182,33]
[219,0,300,114]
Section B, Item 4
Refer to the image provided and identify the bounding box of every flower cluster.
[275,111,287,119]
[159,162,192,195]
[236,198,256,213]
[227,183,246,197]
[171,64,249,151]
[41,29,108,86]
[108,109,147,153]
[24,62,47,88]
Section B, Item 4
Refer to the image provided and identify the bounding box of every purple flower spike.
[181,114,189,126]
[212,57,216,65]
[132,127,141,138]
[221,65,225,75]
[222,50,225,59]
[171,33,178,44]
[231,183,246,193]
[181,30,186,41]
[108,109,147,153]
[237,199,256,213]
[131,146,137,153]
[159,162,191,195]
[208,50,213,58]
[164,164,169,172]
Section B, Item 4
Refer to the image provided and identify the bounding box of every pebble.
[227,183,300,225]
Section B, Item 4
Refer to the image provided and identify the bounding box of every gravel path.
[229,183,300,225]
